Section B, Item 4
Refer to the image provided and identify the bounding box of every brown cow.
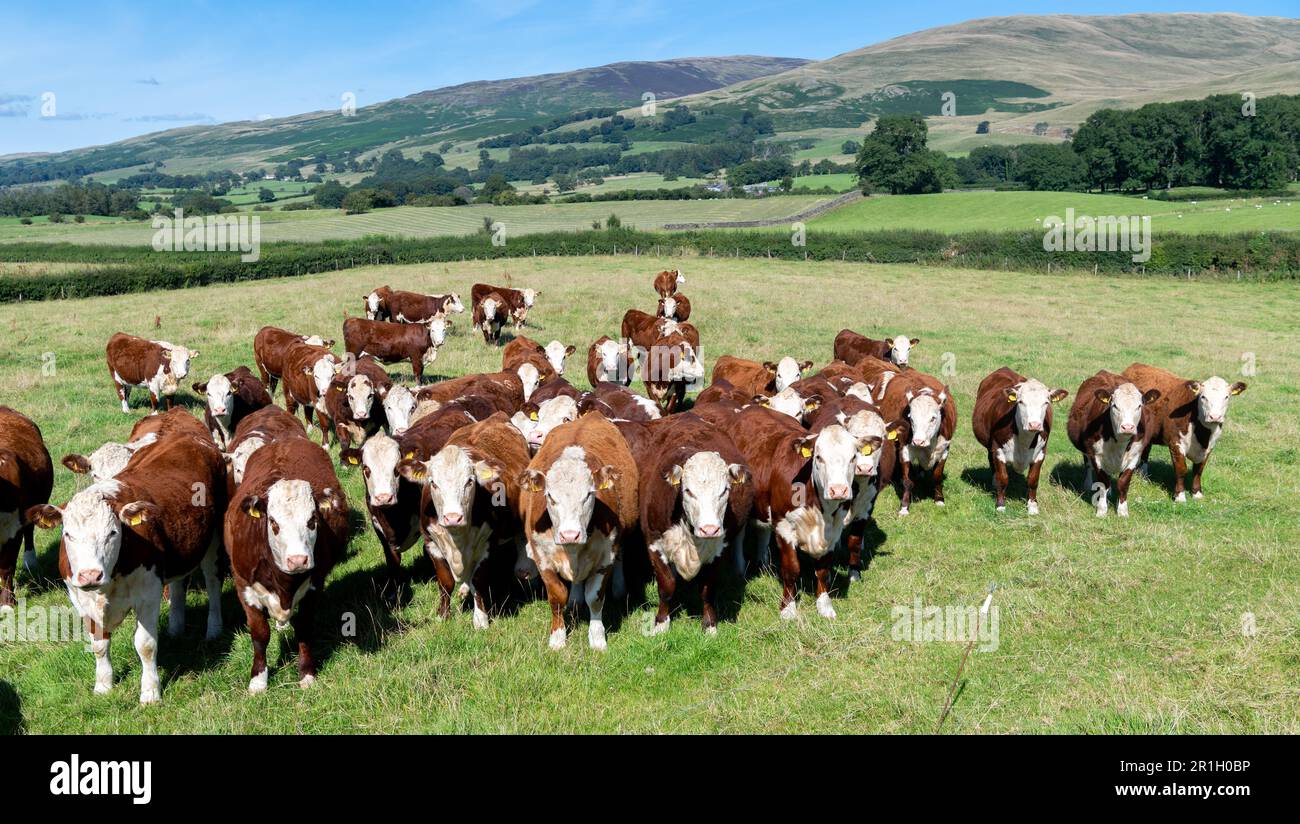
[656,293,692,322]
[225,405,309,488]
[191,366,273,449]
[384,289,465,324]
[1067,370,1161,518]
[343,316,446,382]
[972,367,1069,514]
[61,406,203,484]
[1122,363,1247,502]
[252,326,333,393]
[279,341,344,445]
[878,369,956,515]
[833,329,918,370]
[473,291,509,345]
[626,414,752,634]
[398,413,530,627]
[28,426,227,703]
[578,382,662,422]
[320,371,381,451]
[0,407,53,609]
[105,332,199,413]
[587,336,634,387]
[471,282,539,329]
[710,356,776,398]
[519,413,638,651]
[363,285,394,320]
[653,268,685,298]
[622,312,703,412]
[226,437,347,694]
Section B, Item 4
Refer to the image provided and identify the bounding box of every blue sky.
[0,1,1293,156]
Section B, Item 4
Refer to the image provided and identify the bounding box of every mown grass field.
[0,256,1296,733]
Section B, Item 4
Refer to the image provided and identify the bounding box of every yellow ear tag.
[599,479,614,491]
[1007,393,1017,402]
[761,402,770,408]
[1231,386,1243,395]
[412,469,425,480]
[670,475,680,486]
[347,456,359,465]
[38,516,54,528]
[1100,394,1111,404]
[248,509,261,519]
[476,467,494,483]
[799,446,812,458]
[529,411,539,421]
[860,445,873,456]
[806,402,819,411]
[404,451,415,460]
[128,514,144,527]
[318,500,332,511]
[887,430,898,441]
[335,385,344,392]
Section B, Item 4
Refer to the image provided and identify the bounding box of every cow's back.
[972,367,1024,447]
[0,406,53,507]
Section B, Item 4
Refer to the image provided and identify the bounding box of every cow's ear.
[904,389,914,401]
[340,448,363,468]
[518,468,545,494]
[62,454,92,474]
[302,365,313,374]
[241,496,266,520]
[375,384,389,399]
[754,394,771,408]
[1094,389,1112,405]
[803,393,823,412]
[192,381,207,393]
[1050,388,1069,403]
[762,361,777,374]
[27,504,63,529]
[1185,380,1202,394]
[1230,382,1247,396]
[397,460,428,482]
[1005,388,1018,403]
[727,464,750,486]
[565,345,576,356]
[1141,388,1162,405]
[885,420,904,441]
[793,435,815,459]
[119,501,159,530]
[594,465,620,491]
[474,460,502,487]
[663,465,682,487]
[316,488,342,513]
[799,360,813,373]
[909,338,919,346]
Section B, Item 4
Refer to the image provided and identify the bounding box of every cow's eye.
[270,520,280,535]
[685,489,695,498]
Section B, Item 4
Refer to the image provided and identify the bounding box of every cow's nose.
[1026,421,1043,431]
[912,438,927,447]
[373,492,394,506]
[285,555,311,572]
[212,406,227,415]
[393,427,407,437]
[557,529,582,544]
[77,568,104,587]
[529,431,545,444]
[697,524,721,538]
[1120,423,1136,433]
[828,484,851,500]
[354,412,368,421]
[440,512,464,527]
[1208,415,1224,423]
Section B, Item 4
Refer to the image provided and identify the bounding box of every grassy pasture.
[0,256,1296,733]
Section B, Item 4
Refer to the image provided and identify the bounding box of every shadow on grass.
[1048,461,1090,501]
[0,681,22,735]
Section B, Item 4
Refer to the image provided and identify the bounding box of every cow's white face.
[812,424,856,501]
[521,288,538,308]
[661,297,678,319]
[482,298,500,322]
[303,335,328,347]
[841,409,887,476]
[1105,382,1146,436]
[763,387,806,420]
[594,339,625,382]
[663,342,704,383]
[58,484,129,588]
[228,436,265,486]
[675,270,685,285]
[517,363,541,401]
[382,385,416,436]
[428,318,447,347]
[423,445,502,528]
[366,292,381,320]
[544,341,572,376]
[1012,379,1054,433]
[444,293,465,314]
[262,479,319,574]
[889,336,917,368]
[203,373,233,419]
[845,382,874,403]
[667,451,743,539]
[774,357,805,393]
[527,396,578,449]
[84,442,134,482]
[509,411,536,444]
[345,375,374,420]
[1195,376,1243,425]
[159,344,195,379]
[310,355,340,399]
[358,434,401,507]
[537,446,598,545]
[906,390,945,448]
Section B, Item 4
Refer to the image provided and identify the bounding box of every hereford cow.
[253,326,333,392]
[519,413,638,650]
[833,329,918,370]
[878,370,956,515]
[628,414,752,634]
[343,316,446,382]
[755,386,823,425]
[61,407,208,485]
[105,333,199,414]
[725,405,861,619]
[511,395,580,452]
[191,366,273,449]
[656,293,692,323]
[398,413,530,628]
[622,312,703,412]
[28,427,226,703]
[972,367,1069,514]
[653,268,684,298]
[225,405,308,488]
[321,371,381,450]
[471,283,539,329]
[226,437,347,693]
[1067,371,1161,517]
[0,407,53,609]
[473,291,509,345]
[363,285,394,320]
[578,382,661,422]
[587,336,634,387]
[710,356,776,398]
[278,342,343,444]
[384,289,465,324]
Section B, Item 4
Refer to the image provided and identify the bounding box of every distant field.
[0,256,1295,733]
[792,173,857,192]
[0,197,838,245]
[810,190,1300,234]
[512,172,707,196]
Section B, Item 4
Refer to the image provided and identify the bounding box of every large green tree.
[854,114,955,195]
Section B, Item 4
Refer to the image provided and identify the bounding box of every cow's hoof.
[650,617,670,635]
[457,583,469,598]
[704,625,718,637]
[848,569,861,583]
[472,609,490,630]
[1027,502,1039,516]
[205,621,223,642]
[248,672,268,694]
[139,688,161,705]
[815,593,837,620]
[1174,492,1187,503]
[299,674,316,690]
[587,628,608,652]
[22,551,37,574]
[548,628,567,650]
[995,505,1006,513]
[779,601,798,621]
[94,681,112,696]
[898,507,909,517]
[1117,502,1129,518]
[1095,507,1107,518]
[935,500,945,507]
[1193,491,1204,500]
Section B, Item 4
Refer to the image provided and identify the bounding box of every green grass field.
[1,256,1296,733]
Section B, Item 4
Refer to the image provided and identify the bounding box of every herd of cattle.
[0,268,1248,703]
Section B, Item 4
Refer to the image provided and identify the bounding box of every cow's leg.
[167,572,188,638]
[133,586,163,704]
[1082,461,1094,495]
[731,520,748,579]
[200,539,223,640]
[540,568,569,650]
[164,393,174,411]
[1026,458,1045,516]
[647,546,676,634]
[22,522,37,575]
[609,556,626,600]
[813,551,836,620]
[931,459,947,507]
[282,384,297,416]
[1092,466,1112,517]
[114,377,131,413]
[1138,441,1153,478]
[513,537,535,581]
[699,559,720,635]
[846,522,864,583]
[300,403,316,433]
[752,522,773,570]
[1115,468,1136,517]
[411,356,423,385]
[378,533,405,601]
[244,605,271,694]
[88,619,113,695]
[991,453,1009,512]
[1191,452,1212,500]
[256,361,272,388]
[470,562,490,630]
[774,534,800,620]
[428,553,455,621]
[292,590,318,688]
[147,390,159,414]
[898,459,914,515]
[1168,442,1189,502]
[584,568,610,652]
[0,537,18,610]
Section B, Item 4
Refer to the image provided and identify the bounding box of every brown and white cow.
[710,355,776,398]
[1122,363,1247,503]
[473,291,509,345]
[656,293,692,323]
[1067,370,1161,517]
[754,385,824,425]
[833,329,918,370]
[878,369,956,515]
[226,437,347,693]
[587,336,634,387]
[384,289,466,324]
[511,395,580,453]
[622,311,703,412]
[279,342,344,444]
[191,366,273,449]
[320,371,381,450]
[972,367,1069,514]
[253,326,333,393]
[343,316,446,382]
[577,382,662,423]
[626,414,752,634]
[28,426,226,703]
[653,268,685,298]
[399,413,530,628]
[0,407,53,609]
[471,282,539,329]
[519,413,638,651]
[363,285,394,320]
[105,333,199,414]
[225,405,309,488]
[62,408,206,483]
